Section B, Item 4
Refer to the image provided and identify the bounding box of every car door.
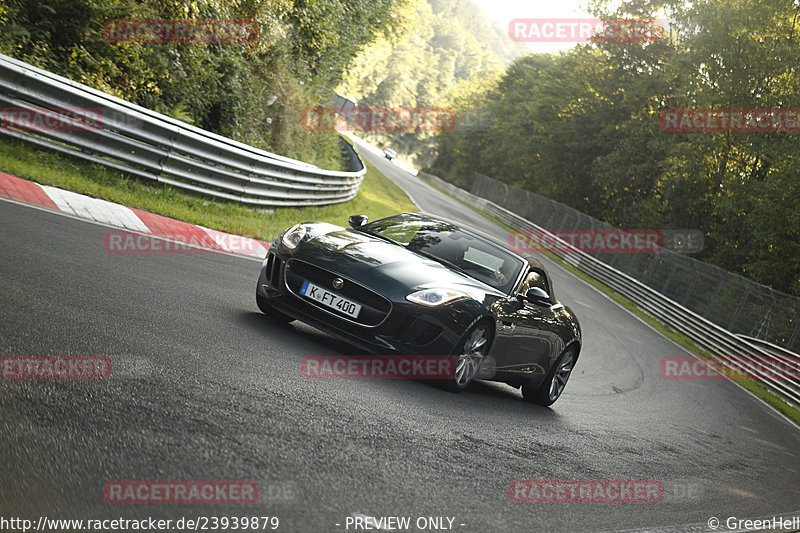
[489,271,563,380]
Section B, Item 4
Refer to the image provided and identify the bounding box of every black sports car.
[255,212,582,405]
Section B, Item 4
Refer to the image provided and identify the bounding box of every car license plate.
[300,281,361,318]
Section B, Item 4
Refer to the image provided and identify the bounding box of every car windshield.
[361,213,525,293]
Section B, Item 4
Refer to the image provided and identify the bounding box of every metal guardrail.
[420,172,800,407]
[470,172,800,353]
[340,131,419,177]
[0,54,365,207]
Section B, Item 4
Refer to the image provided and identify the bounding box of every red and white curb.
[0,171,270,258]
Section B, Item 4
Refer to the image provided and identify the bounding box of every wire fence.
[470,172,800,353]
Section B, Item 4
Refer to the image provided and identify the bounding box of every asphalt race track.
[1,153,799,532]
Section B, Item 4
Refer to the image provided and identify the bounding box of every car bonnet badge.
[332,278,344,289]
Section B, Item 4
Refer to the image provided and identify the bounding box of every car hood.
[291,223,504,299]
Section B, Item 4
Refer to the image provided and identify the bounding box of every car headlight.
[406,288,469,307]
[281,223,306,249]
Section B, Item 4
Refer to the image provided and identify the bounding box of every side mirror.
[348,215,368,228]
[523,287,551,306]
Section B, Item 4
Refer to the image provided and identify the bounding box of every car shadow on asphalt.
[241,309,373,354]
[412,378,563,415]
[241,310,561,415]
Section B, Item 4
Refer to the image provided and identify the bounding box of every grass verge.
[0,136,417,241]
[419,176,800,426]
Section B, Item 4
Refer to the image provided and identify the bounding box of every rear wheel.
[256,291,293,322]
[522,348,575,406]
[441,322,492,393]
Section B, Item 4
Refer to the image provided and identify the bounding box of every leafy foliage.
[336,0,526,167]
[0,0,411,169]
[430,0,800,296]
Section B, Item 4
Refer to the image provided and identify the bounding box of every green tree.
[431,0,800,295]
[336,0,525,167]
[0,0,412,168]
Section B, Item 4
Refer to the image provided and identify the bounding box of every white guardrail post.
[420,172,800,407]
[0,54,365,207]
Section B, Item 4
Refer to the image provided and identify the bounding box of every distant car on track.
[383,148,397,160]
[255,212,582,405]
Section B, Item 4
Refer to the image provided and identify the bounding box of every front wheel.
[522,349,576,406]
[256,291,293,322]
[441,322,492,393]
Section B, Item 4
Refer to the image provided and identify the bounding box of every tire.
[441,321,492,393]
[522,348,576,406]
[256,291,293,323]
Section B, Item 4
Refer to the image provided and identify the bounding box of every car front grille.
[284,259,392,326]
